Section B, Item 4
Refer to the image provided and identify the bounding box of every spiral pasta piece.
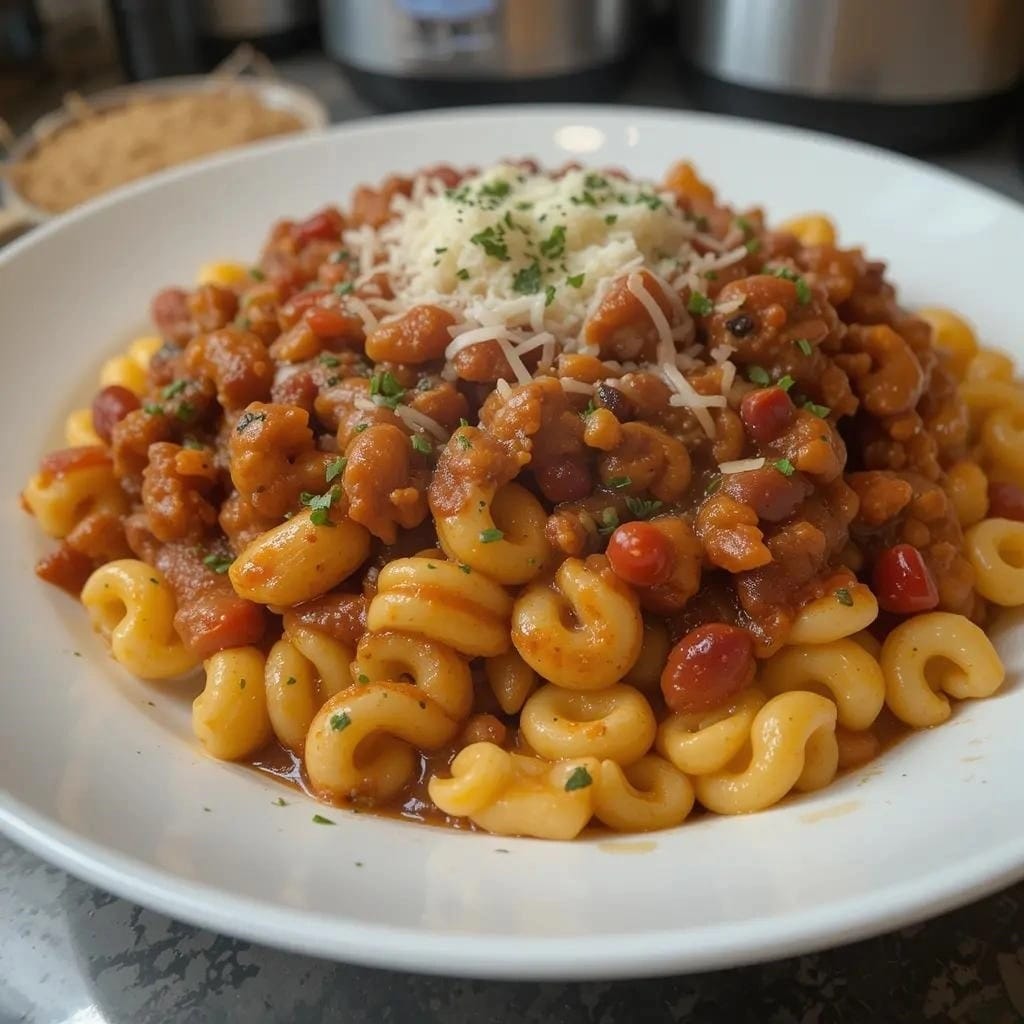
[426,741,513,817]
[264,637,321,752]
[592,755,695,832]
[881,612,1004,727]
[788,584,878,644]
[305,681,458,803]
[80,559,199,679]
[512,556,642,690]
[484,648,537,715]
[193,646,272,760]
[759,639,885,730]
[693,692,839,814]
[656,689,767,776]
[965,517,1024,606]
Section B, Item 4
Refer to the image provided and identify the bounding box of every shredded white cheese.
[718,457,766,474]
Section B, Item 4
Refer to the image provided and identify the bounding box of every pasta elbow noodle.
[965,517,1024,606]
[778,213,836,247]
[64,408,102,447]
[520,684,657,765]
[431,747,598,840]
[99,335,161,395]
[881,612,1004,727]
[512,557,642,690]
[656,689,767,776]
[197,261,249,288]
[352,630,472,720]
[366,557,512,657]
[788,584,878,644]
[484,649,538,715]
[81,560,199,679]
[23,459,127,539]
[435,482,550,584]
[306,682,458,803]
[759,640,885,731]
[286,624,355,698]
[193,646,272,760]
[264,638,321,752]
[229,510,371,606]
[693,692,838,815]
[592,756,695,832]
[917,307,978,378]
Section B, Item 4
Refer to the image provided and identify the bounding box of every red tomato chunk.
[740,387,795,444]
[660,623,755,714]
[607,521,674,588]
[872,543,939,615]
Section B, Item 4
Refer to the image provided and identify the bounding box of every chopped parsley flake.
[745,238,762,254]
[835,588,854,606]
[512,261,542,294]
[605,214,618,225]
[773,458,796,477]
[300,485,340,526]
[539,224,566,260]
[625,496,663,519]
[687,292,714,317]
[795,339,814,356]
[175,400,195,422]
[458,563,472,574]
[286,676,297,686]
[334,281,354,296]
[411,434,433,455]
[566,273,585,288]
[312,814,335,825]
[330,712,351,732]
[203,553,234,574]
[804,401,831,419]
[705,474,723,496]
[162,379,187,399]
[183,436,205,450]
[273,796,287,806]
[479,179,511,201]
[584,173,608,190]
[369,370,405,409]
[735,215,754,236]
[357,673,369,683]
[768,265,812,305]
[457,434,472,450]
[319,352,340,368]
[353,422,368,433]
[470,225,509,262]
[480,527,504,543]
[564,766,593,792]
[142,402,163,415]
[434,246,448,253]
[544,284,556,307]
[598,508,620,535]
[325,457,346,482]
[748,365,771,386]
[236,410,266,433]
[777,375,795,392]
[579,399,597,420]
[608,475,632,490]
[249,267,265,281]
[456,268,470,280]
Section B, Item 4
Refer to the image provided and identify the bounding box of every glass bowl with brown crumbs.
[1,74,327,230]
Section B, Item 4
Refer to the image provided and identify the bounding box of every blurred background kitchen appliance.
[320,0,643,109]
[677,0,1024,151]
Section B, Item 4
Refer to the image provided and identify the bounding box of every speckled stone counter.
[4,51,1024,1024]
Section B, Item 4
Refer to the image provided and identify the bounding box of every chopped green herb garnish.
[479,179,511,200]
[777,375,795,393]
[566,273,585,288]
[773,458,796,477]
[319,352,340,368]
[584,173,608,190]
[357,673,369,684]
[330,712,351,732]
[273,797,287,806]
[203,553,233,574]
[804,401,831,419]
[286,676,297,686]
[512,261,542,295]
[325,457,346,483]
[687,292,714,317]
[608,475,632,490]
[597,508,620,535]
[300,485,340,526]
[369,370,405,409]
[175,401,196,422]
[456,268,470,280]
[835,588,854,607]
[249,267,265,281]
[480,527,504,543]
[768,266,812,305]
[745,238,762,254]
[236,410,266,433]
[434,246,448,254]
[411,434,433,455]
[329,249,351,264]
[457,434,472,450]
[470,225,510,262]
[625,496,663,519]
[544,284,557,307]
[162,379,187,400]
[312,814,335,825]
[564,766,593,792]
[458,563,472,574]
[795,339,814,356]
[142,402,163,415]
[705,474,723,496]
[334,281,354,296]
[539,224,566,260]
[579,399,597,419]
[735,215,754,236]
[239,679,246,689]
[748,365,771,386]
[604,214,618,226]
[183,436,205,450]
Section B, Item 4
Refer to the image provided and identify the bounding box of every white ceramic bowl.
[1,107,1022,981]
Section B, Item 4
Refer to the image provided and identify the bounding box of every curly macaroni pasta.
[23,159,1018,839]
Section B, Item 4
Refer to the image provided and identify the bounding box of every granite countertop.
[3,51,1024,1024]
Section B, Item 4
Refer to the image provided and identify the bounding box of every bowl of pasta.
[1,106,1023,980]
